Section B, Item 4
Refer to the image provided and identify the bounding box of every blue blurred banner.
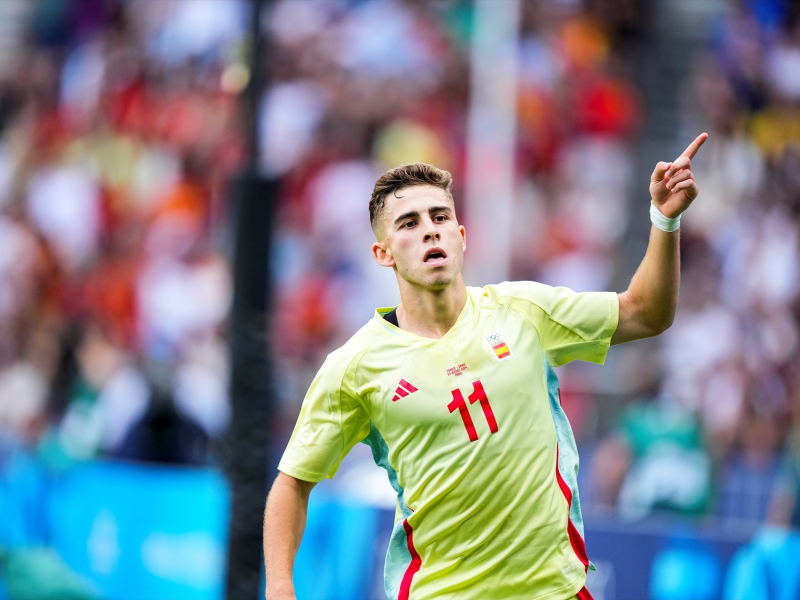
[2,455,800,600]
[584,520,800,600]
[48,462,230,600]
[0,456,230,600]
[294,489,385,600]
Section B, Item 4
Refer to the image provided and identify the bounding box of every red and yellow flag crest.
[485,332,512,360]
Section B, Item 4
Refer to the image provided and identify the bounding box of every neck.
[395,275,468,339]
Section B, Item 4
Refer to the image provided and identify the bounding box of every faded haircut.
[369,163,454,233]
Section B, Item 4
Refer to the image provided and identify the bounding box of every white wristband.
[650,202,680,232]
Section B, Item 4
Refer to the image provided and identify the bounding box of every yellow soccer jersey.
[278,281,619,600]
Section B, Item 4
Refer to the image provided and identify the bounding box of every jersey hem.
[544,339,611,367]
[276,464,326,483]
[545,289,617,350]
[539,572,587,600]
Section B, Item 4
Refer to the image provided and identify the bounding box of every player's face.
[372,185,466,291]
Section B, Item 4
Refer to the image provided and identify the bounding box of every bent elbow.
[649,315,674,337]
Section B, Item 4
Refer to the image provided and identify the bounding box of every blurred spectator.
[769,365,800,528]
[590,402,712,519]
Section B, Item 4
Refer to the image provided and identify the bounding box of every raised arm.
[263,472,317,600]
[611,133,708,346]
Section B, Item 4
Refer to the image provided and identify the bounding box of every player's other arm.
[611,133,708,346]
[263,472,317,600]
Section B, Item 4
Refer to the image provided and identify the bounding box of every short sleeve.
[278,349,371,482]
[487,281,619,367]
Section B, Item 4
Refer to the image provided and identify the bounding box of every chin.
[398,265,459,291]
[423,274,457,290]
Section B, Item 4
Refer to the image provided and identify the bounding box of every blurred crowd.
[0,0,246,468]
[588,0,800,528]
[0,0,798,533]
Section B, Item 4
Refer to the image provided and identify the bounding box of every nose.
[423,218,440,242]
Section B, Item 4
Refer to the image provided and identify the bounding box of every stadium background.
[0,0,799,599]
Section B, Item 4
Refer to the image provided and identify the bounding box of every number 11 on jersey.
[447,380,498,442]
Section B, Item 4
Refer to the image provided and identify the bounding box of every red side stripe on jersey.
[395,386,409,398]
[399,518,422,600]
[555,446,573,504]
[576,585,595,600]
[555,447,590,571]
[399,379,418,393]
[567,517,590,570]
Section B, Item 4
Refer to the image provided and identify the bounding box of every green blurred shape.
[0,547,100,600]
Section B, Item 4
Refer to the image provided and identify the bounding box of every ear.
[372,241,395,268]
[460,224,466,252]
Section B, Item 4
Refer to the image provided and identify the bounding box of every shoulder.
[472,280,564,309]
[319,321,381,379]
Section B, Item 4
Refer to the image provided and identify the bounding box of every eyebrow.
[393,205,452,227]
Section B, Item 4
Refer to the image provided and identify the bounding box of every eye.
[403,221,415,229]
[434,214,446,222]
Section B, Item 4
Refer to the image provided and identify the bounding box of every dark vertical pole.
[225,173,277,600]
[244,0,266,165]
[226,1,276,599]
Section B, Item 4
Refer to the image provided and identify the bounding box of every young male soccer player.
[264,133,708,600]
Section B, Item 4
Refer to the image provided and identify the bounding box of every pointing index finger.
[680,132,709,159]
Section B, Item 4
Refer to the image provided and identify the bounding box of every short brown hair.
[369,163,453,232]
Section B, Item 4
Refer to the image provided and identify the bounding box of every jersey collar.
[372,289,475,341]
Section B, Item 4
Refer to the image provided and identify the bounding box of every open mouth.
[424,248,448,264]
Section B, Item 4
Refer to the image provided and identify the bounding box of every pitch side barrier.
[0,456,798,600]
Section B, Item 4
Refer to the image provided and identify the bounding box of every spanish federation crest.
[485,332,512,361]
